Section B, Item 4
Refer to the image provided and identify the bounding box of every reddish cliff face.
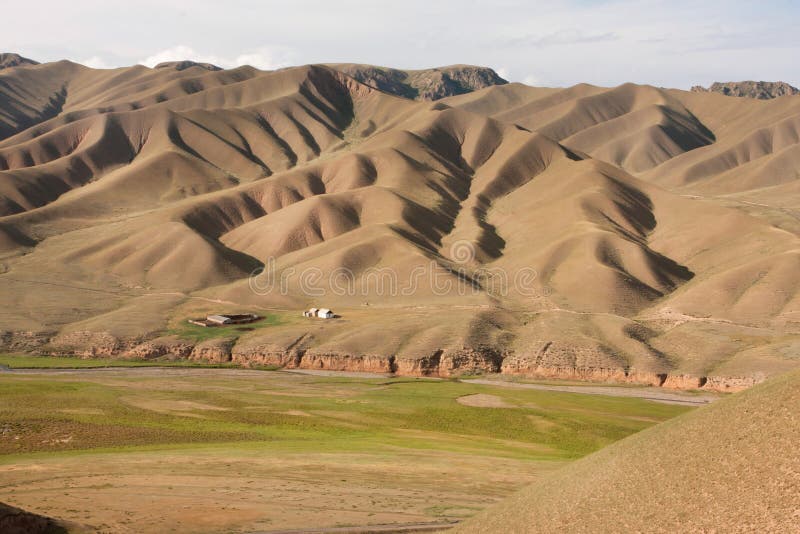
[13,329,765,392]
[189,338,235,363]
[297,351,394,373]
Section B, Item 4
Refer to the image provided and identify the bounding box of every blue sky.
[5,0,798,88]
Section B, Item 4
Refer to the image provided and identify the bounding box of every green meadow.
[0,354,231,369]
[165,312,286,343]
[0,367,688,459]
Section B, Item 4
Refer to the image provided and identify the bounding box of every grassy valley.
[0,367,689,531]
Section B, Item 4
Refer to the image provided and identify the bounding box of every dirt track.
[463,379,719,406]
[258,520,457,533]
[1,366,717,405]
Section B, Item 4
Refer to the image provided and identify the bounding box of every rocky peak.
[328,63,508,100]
[154,60,222,72]
[0,52,39,70]
[691,81,799,99]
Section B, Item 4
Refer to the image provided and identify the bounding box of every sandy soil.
[0,448,553,533]
[456,394,513,408]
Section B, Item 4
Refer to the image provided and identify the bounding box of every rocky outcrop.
[329,64,508,100]
[499,363,764,392]
[395,351,443,376]
[298,351,393,373]
[393,348,503,377]
[0,330,52,353]
[122,336,194,360]
[662,374,707,389]
[691,81,799,99]
[502,361,665,386]
[232,343,302,368]
[0,53,39,70]
[154,60,222,71]
[703,374,766,392]
[438,348,504,376]
[189,338,235,363]
[232,335,313,368]
[47,330,136,358]
[507,340,632,374]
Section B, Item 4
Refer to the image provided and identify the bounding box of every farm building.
[303,308,335,319]
[188,313,260,327]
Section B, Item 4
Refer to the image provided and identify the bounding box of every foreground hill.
[455,368,800,533]
[0,56,798,388]
[0,501,71,533]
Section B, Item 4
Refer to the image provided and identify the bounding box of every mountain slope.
[444,82,715,174]
[0,59,798,387]
[455,369,800,533]
[0,63,418,218]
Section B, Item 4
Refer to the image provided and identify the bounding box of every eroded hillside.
[0,58,798,388]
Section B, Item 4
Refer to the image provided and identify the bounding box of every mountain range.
[0,56,799,388]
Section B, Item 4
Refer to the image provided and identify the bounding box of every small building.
[207,314,233,325]
[303,308,335,319]
[188,313,260,327]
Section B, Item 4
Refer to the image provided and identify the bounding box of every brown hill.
[691,80,799,99]
[455,368,800,533]
[0,60,798,387]
[445,82,716,174]
[327,63,507,100]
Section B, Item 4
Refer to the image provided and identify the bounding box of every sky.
[5,0,799,89]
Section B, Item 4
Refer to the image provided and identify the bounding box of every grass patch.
[0,354,252,369]
[425,504,482,518]
[165,313,285,342]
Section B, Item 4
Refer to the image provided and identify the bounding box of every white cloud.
[234,48,293,70]
[522,75,540,87]
[507,29,619,48]
[80,56,116,69]
[140,45,223,68]
[8,1,800,89]
[139,45,294,70]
